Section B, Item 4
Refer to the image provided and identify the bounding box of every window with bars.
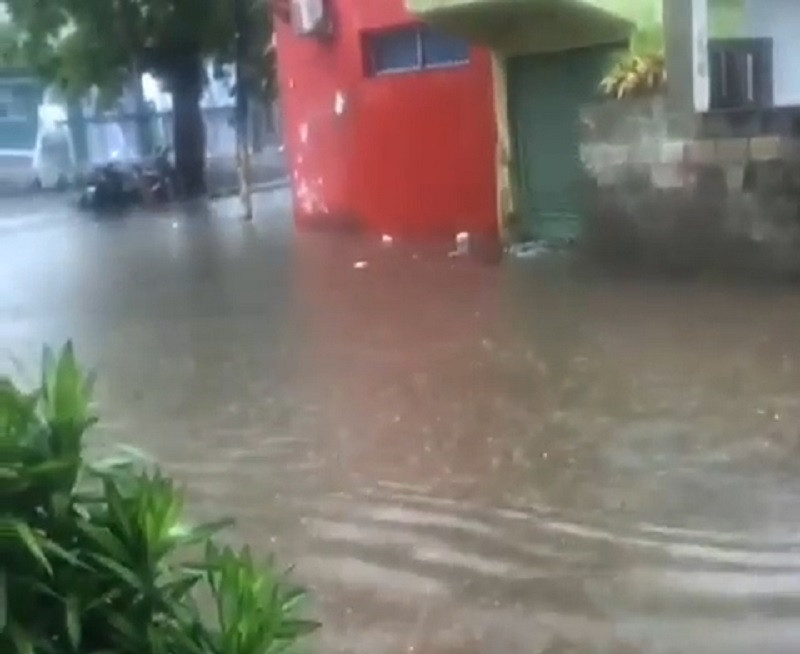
[708,38,773,110]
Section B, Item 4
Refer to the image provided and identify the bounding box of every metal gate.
[508,46,616,243]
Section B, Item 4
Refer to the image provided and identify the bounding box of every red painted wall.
[276,0,498,240]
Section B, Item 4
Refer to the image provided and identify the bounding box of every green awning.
[407,0,635,54]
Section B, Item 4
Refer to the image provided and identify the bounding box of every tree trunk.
[251,103,264,154]
[131,65,154,159]
[235,0,253,219]
[66,100,89,170]
[170,56,206,198]
[235,77,253,220]
[237,138,253,221]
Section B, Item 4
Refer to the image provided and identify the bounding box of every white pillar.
[664,0,709,117]
[692,0,710,112]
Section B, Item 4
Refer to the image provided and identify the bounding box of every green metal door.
[508,46,614,243]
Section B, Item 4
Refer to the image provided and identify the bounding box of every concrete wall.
[580,98,800,277]
[743,0,800,107]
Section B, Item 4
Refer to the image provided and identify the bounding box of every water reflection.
[3,196,800,652]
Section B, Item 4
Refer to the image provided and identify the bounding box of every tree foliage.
[4,0,276,195]
[5,0,230,92]
[241,0,279,103]
[4,0,275,99]
[0,21,26,68]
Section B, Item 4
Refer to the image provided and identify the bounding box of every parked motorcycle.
[137,146,176,204]
[78,162,140,211]
[78,147,176,212]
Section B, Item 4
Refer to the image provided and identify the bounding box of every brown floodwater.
[3,193,800,653]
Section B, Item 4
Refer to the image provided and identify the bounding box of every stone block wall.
[580,99,800,276]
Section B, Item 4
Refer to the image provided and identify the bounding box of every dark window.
[370,28,421,74]
[709,38,773,110]
[420,27,470,67]
[366,26,470,76]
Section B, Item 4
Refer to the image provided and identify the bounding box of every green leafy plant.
[0,343,318,654]
[600,25,666,100]
[201,543,319,654]
[600,51,666,99]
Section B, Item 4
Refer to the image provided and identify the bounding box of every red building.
[274,0,498,241]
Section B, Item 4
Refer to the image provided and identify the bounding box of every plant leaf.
[91,553,143,591]
[280,586,307,613]
[39,537,86,570]
[6,519,53,576]
[7,620,34,654]
[65,594,82,650]
[158,572,203,601]
[102,476,134,541]
[106,611,142,645]
[77,521,131,565]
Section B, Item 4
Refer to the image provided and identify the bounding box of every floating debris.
[456,232,470,254]
[449,232,471,258]
[381,234,394,245]
[353,261,369,270]
[509,240,550,259]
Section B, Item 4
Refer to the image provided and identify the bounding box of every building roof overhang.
[406,0,634,54]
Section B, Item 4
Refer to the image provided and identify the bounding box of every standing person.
[33,102,76,189]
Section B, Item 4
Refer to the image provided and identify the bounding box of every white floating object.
[509,240,550,259]
[381,234,393,245]
[334,90,347,116]
[454,231,470,256]
[353,261,368,269]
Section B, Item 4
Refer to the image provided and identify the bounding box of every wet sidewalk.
[0,147,287,197]
[3,192,800,654]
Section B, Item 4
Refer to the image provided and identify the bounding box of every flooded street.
[4,193,800,653]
